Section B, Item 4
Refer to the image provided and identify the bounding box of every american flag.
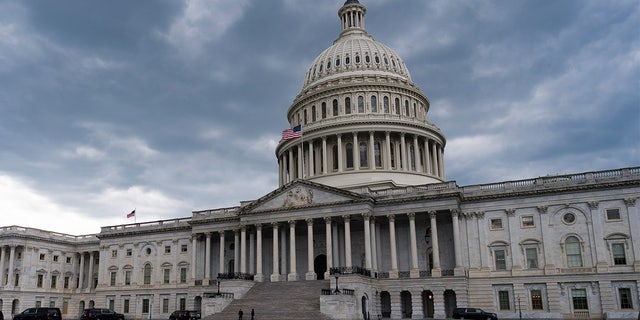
[282,125,302,140]
[127,209,136,218]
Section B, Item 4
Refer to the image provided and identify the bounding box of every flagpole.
[301,124,305,179]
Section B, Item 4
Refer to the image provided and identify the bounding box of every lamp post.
[216,277,221,296]
[517,295,522,320]
[334,274,340,294]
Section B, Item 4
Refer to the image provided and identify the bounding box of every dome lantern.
[338,0,366,34]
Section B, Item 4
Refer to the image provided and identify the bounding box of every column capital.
[505,208,516,216]
[342,215,351,222]
[387,214,395,221]
[537,205,548,214]
[324,217,332,223]
[254,223,262,230]
[361,212,372,220]
[271,222,280,228]
[205,232,212,237]
[624,198,637,207]
[305,218,313,225]
[450,208,461,217]
[288,220,296,226]
[587,201,599,209]
[428,211,437,219]
[322,136,327,142]
[407,212,416,219]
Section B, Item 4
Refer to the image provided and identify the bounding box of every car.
[12,308,62,320]
[169,310,200,320]
[452,307,498,320]
[1,310,4,320]
[80,309,124,320]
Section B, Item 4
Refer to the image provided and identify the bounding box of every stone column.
[7,246,16,287]
[322,137,328,174]
[308,141,315,177]
[278,156,283,186]
[385,131,391,170]
[624,198,640,271]
[306,219,316,280]
[431,143,438,177]
[87,251,95,289]
[332,222,341,267]
[233,230,240,273]
[240,226,247,273]
[438,145,445,179]
[424,139,431,174]
[353,132,360,170]
[337,134,343,173]
[400,133,407,170]
[205,233,211,281]
[388,215,399,278]
[219,231,226,274]
[413,135,420,171]
[191,235,198,280]
[297,144,303,179]
[288,220,298,281]
[429,211,441,276]
[288,150,294,182]
[369,131,376,170]
[255,224,263,281]
[78,252,85,289]
[451,209,464,276]
[271,223,280,282]
[370,217,378,273]
[408,213,419,277]
[249,230,255,274]
[0,246,6,286]
[343,215,352,267]
[363,213,372,270]
[324,217,333,279]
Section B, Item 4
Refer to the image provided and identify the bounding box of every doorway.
[422,290,434,318]
[314,254,327,280]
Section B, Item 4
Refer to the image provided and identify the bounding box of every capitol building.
[1,1,639,319]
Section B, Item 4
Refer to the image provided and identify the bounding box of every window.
[49,301,55,307]
[145,248,151,255]
[162,298,169,313]
[51,275,57,288]
[358,96,364,113]
[333,99,339,116]
[64,276,70,289]
[571,289,588,310]
[110,272,116,286]
[111,250,117,258]
[345,97,351,114]
[37,274,44,288]
[180,267,187,283]
[108,299,115,310]
[355,55,360,64]
[359,142,368,168]
[365,55,370,63]
[498,291,510,310]
[374,142,382,168]
[163,269,170,284]
[14,273,19,286]
[181,244,188,253]
[336,57,341,67]
[312,105,316,121]
[383,96,389,113]
[404,100,410,115]
[322,102,327,119]
[164,246,171,254]
[179,298,186,310]
[563,212,576,224]
[371,96,377,112]
[142,299,150,313]
[346,143,354,169]
[526,248,539,269]
[390,142,396,169]
[566,236,583,267]
[409,145,415,170]
[521,215,535,227]
[66,257,72,263]
[36,301,42,308]
[125,270,132,285]
[490,218,503,230]
[40,253,46,260]
[303,109,308,124]
[123,299,130,313]
[495,249,507,270]
[53,255,59,262]
[332,145,339,171]
[619,288,633,309]
[143,264,152,285]
[126,249,132,256]
[394,98,400,114]
[606,208,621,221]
[531,289,543,310]
[612,243,626,265]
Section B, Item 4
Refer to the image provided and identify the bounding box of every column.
[87,251,95,289]
[240,226,247,273]
[280,227,287,276]
[324,217,333,278]
[278,156,283,186]
[451,209,464,276]
[385,131,391,170]
[337,134,343,172]
[369,131,376,170]
[288,150,294,182]
[306,219,316,280]
[78,252,85,289]
[0,246,6,286]
[249,230,255,274]
[191,235,198,280]
[255,224,263,281]
[388,215,399,278]
[408,213,420,277]
[438,145,445,179]
[343,216,352,267]
[218,231,226,274]
[370,217,378,273]
[332,222,341,267]
[297,144,303,179]
[7,246,16,287]
[400,133,407,170]
[205,233,211,281]
[322,137,328,174]
[413,135,420,171]
[623,198,640,270]
[424,139,431,174]
[271,223,280,282]
[308,141,314,177]
[353,132,360,170]
[429,211,442,277]
[234,230,240,273]
[288,220,298,281]
[363,213,372,270]
[431,143,438,177]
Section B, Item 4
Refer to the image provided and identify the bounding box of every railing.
[203,292,234,299]
[329,266,371,277]
[217,272,255,281]
[573,311,590,319]
[419,270,431,277]
[321,288,355,296]
[378,272,389,279]
[194,280,203,286]
[398,271,410,278]
[441,269,455,276]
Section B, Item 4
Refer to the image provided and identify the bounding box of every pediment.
[241,180,370,214]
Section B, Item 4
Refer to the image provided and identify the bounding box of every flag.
[127,210,136,218]
[282,124,302,140]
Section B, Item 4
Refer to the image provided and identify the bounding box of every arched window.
[359,142,368,167]
[336,57,341,67]
[390,142,396,169]
[355,55,360,64]
[346,143,354,169]
[333,99,339,116]
[303,109,308,124]
[413,103,417,117]
[365,55,370,63]
[566,236,583,267]
[345,97,351,114]
[143,263,152,285]
[394,98,400,114]
[383,96,389,113]
[345,55,351,65]
[322,102,327,119]
[358,96,364,113]
[374,142,382,168]
[311,106,316,122]
[327,61,331,70]
[405,100,410,115]
[409,144,416,170]
[332,145,338,171]
[371,96,378,112]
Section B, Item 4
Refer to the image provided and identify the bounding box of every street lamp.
[517,295,522,320]
[216,277,221,296]
[334,274,340,294]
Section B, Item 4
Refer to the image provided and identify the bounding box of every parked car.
[12,308,62,320]
[169,310,200,320]
[1,310,4,320]
[80,309,124,320]
[452,307,498,320]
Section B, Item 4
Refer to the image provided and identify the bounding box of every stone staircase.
[206,280,332,320]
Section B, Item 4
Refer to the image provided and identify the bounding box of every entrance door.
[422,291,434,318]
[314,255,327,280]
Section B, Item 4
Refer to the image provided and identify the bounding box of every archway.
[89,300,95,308]
[401,291,412,318]
[422,290,434,318]
[79,301,85,315]
[314,254,327,280]
[361,295,369,320]
[12,299,20,315]
[228,260,235,274]
[444,290,457,318]
[194,296,202,311]
[380,291,391,318]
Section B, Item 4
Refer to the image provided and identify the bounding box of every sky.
[0,0,638,235]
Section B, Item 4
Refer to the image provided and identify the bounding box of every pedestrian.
[238,309,243,320]
[250,308,255,320]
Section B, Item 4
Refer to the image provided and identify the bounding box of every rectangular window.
[619,288,633,309]
[36,301,42,308]
[53,255,59,262]
[521,215,535,227]
[612,243,626,265]
[66,257,72,264]
[180,267,187,283]
[37,274,44,288]
[142,299,150,313]
[179,298,186,310]
[123,299,130,313]
[49,301,55,307]
[606,208,621,221]
[165,246,171,254]
[495,249,507,270]
[51,275,57,288]
[125,270,131,286]
[64,276,70,289]
[531,290,543,310]
[498,291,510,310]
[162,298,169,313]
[62,301,68,314]
[108,300,115,310]
[572,289,588,310]
[163,269,170,284]
[126,249,132,256]
[526,248,539,269]
[490,218,503,230]
[110,272,117,286]
[40,253,46,260]
[111,250,117,258]
[14,273,19,286]
[181,245,188,253]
